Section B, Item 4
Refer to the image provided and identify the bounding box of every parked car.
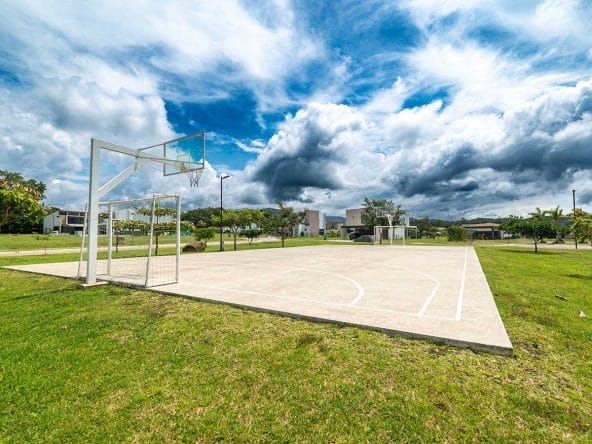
[353,234,374,243]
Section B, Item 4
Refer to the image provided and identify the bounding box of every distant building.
[342,208,367,239]
[326,218,344,230]
[43,207,175,236]
[461,223,503,240]
[43,210,85,235]
[295,210,320,236]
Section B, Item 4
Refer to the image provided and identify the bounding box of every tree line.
[2,169,591,252]
[184,203,306,249]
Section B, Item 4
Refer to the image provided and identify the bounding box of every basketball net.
[186,169,203,188]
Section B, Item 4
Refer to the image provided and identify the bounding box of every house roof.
[461,223,500,229]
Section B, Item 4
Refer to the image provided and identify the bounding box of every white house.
[43,210,85,235]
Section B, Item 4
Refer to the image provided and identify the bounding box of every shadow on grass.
[492,248,561,256]
[562,273,592,281]
[1,286,79,303]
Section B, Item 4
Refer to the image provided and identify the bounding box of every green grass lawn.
[1,246,591,441]
[0,233,199,251]
[0,233,325,252]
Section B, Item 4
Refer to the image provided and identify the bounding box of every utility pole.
[573,189,577,250]
[219,173,230,251]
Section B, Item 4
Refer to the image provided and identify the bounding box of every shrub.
[242,229,262,244]
[194,227,217,245]
[447,225,467,241]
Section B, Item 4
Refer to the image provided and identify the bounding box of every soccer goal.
[78,194,181,287]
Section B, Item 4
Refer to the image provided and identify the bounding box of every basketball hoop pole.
[86,140,100,285]
[219,173,230,251]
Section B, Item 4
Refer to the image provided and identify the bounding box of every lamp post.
[573,189,577,250]
[219,173,230,251]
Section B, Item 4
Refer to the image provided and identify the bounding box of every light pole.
[219,173,230,251]
[573,189,577,250]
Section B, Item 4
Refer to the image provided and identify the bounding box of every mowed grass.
[0,233,328,252]
[0,233,197,251]
[1,247,591,442]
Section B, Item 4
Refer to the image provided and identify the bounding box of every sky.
[1,0,591,219]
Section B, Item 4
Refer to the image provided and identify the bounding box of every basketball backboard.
[138,132,205,176]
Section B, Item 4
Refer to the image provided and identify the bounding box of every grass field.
[1,245,591,441]
[0,233,199,251]
[0,233,329,253]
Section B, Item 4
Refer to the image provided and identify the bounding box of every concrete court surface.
[5,244,513,355]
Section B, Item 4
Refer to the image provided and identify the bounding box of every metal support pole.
[77,203,88,279]
[176,195,181,282]
[145,195,157,287]
[107,202,113,274]
[86,139,101,285]
[219,176,223,252]
[573,189,578,250]
[219,174,229,251]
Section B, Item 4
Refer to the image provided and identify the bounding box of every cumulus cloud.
[1,0,591,219]
[246,103,377,202]
[241,77,592,218]
[0,0,321,210]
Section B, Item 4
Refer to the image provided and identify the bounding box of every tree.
[447,225,467,241]
[265,202,305,247]
[244,208,266,228]
[194,226,217,246]
[242,228,262,244]
[572,211,592,246]
[361,197,405,230]
[501,216,556,252]
[361,198,405,243]
[546,205,566,243]
[136,205,177,256]
[182,207,219,227]
[0,170,46,233]
[211,208,251,251]
[112,218,193,253]
[528,207,546,220]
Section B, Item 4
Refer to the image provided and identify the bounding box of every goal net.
[78,194,181,287]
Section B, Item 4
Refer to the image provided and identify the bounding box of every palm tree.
[528,207,545,220]
[546,205,564,243]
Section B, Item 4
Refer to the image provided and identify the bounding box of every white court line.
[180,252,459,320]
[417,278,442,315]
[292,268,364,307]
[306,255,441,311]
[194,284,457,321]
[455,247,469,321]
[208,267,294,287]
[207,265,364,306]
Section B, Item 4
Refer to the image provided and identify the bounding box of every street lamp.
[219,173,230,251]
[573,189,577,250]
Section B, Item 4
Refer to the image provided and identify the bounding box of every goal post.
[78,194,182,287]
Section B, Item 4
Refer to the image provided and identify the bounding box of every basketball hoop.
[186,169,203,188]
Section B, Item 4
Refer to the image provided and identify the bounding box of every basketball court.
[6,244,513,355]
[11,133,512,354]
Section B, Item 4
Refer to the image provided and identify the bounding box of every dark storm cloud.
[397,145,481,197]
[249,103,361,202]
[398,131,592,205]
[392,79,592,212]
[579,190,592,205]
[253,156,341,201]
